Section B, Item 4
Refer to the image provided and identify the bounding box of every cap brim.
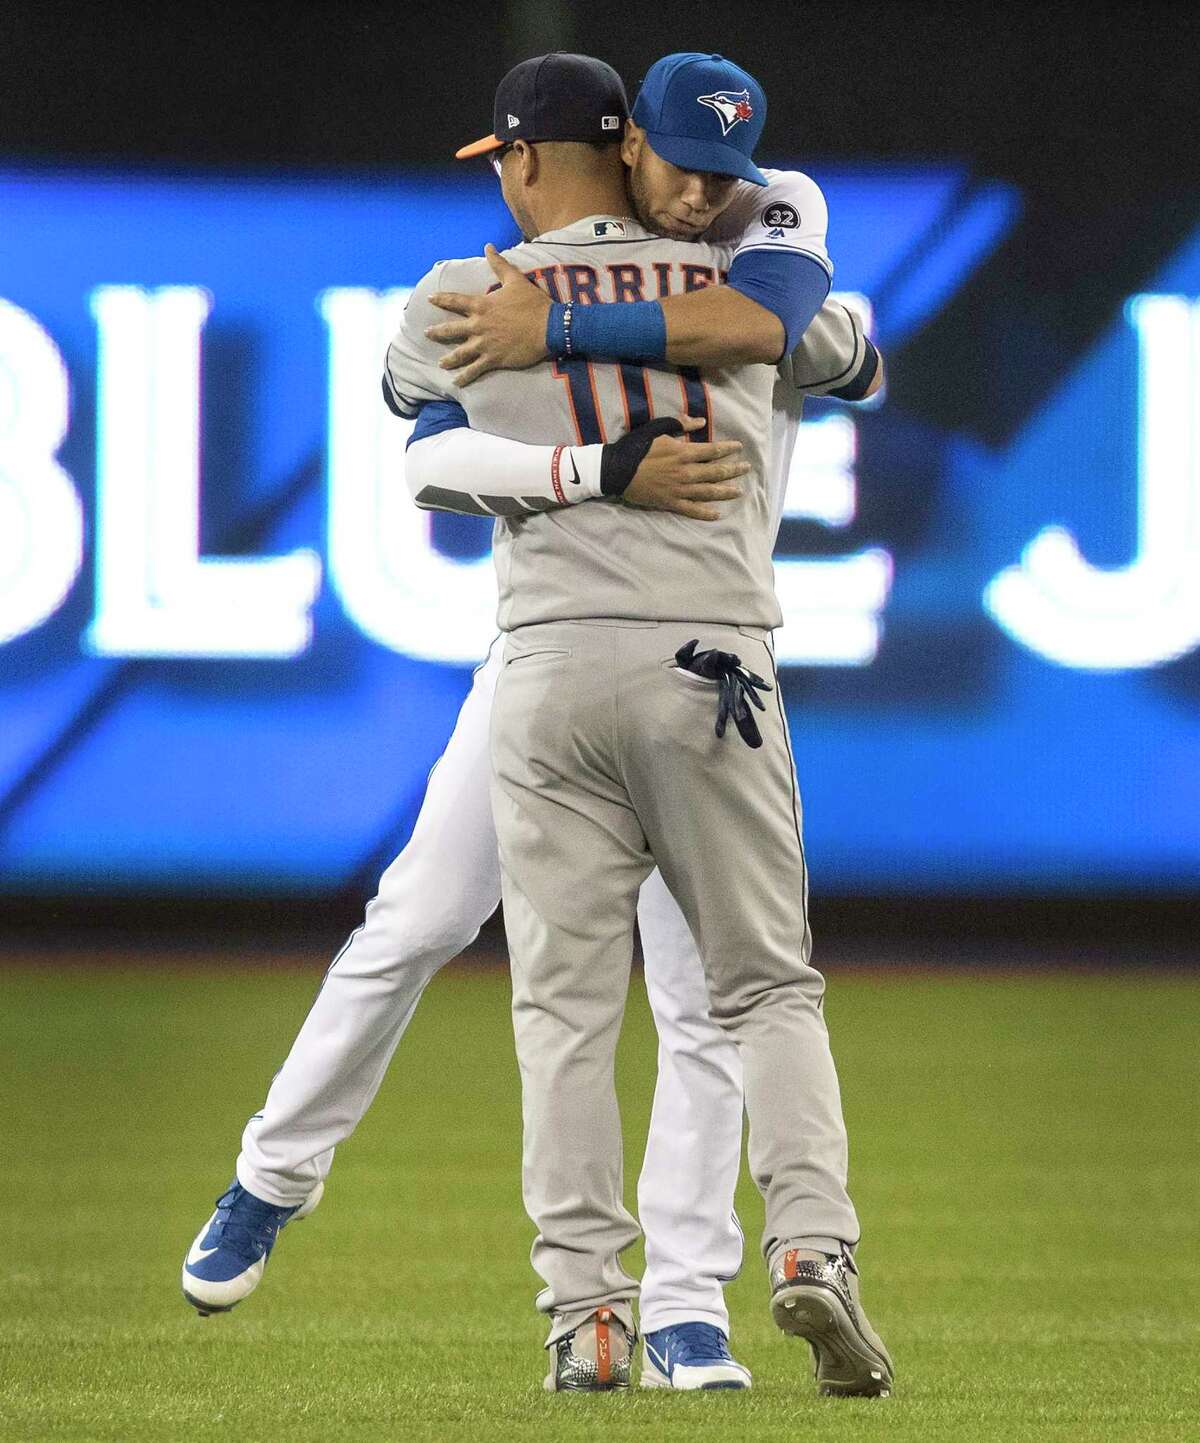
[454,134,505,161]
[643,129,767,186]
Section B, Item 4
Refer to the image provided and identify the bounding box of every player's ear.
[514,140,538,186]
[620,121,642,168]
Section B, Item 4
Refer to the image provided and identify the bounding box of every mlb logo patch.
[593,220,627,237]
[601,115,620,131]
[697,89,754,136]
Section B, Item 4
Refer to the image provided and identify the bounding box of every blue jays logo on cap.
[697,90,754,137]
[633,52,767,186]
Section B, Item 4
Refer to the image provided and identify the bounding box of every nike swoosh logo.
[646,1342,670,1375]
[566,452,581,485]
[185,1213,220,1266]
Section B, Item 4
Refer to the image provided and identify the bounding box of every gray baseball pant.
[490,618,859,1339]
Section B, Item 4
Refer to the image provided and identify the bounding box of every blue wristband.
[546,298,667,363]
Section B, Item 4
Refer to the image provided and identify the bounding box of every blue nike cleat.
[641,1321,752,1390]
[180,1178,323,1316]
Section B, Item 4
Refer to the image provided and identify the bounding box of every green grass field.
[1,958,1197,1442]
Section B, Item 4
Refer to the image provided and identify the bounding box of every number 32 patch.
[761,202,800,229]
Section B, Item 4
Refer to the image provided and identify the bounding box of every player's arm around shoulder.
[670,167,834,368]
[422,172,836,379]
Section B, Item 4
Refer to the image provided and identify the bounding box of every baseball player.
[381,52,893,1394]
[182,51,885,1396]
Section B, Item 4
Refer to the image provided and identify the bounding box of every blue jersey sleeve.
[727,248,832,357]
[405,397,470,448]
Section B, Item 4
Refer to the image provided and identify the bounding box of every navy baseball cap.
[632,52,767,186]
[455,53,629,160]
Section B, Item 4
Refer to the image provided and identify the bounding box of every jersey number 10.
[552,358,712,444]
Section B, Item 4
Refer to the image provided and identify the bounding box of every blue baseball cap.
[632,52,767,187]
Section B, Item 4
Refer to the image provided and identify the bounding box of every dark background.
[4,0,1198,448]
[2,0,1197,951]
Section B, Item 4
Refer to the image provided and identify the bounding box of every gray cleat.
[770,1249,894,1397]
[545,1307,636,1392]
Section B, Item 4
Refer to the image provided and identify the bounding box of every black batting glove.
[599,418,686,496]
[675,639,773,749]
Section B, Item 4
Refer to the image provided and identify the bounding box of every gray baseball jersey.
[386,215,786,631]
[397,294,875,547]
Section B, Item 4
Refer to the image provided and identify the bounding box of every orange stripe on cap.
[454,133,505,160]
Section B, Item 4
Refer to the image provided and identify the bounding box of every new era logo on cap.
[697,90,754,136]
[507,113,519,126]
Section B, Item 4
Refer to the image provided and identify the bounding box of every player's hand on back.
[426,245,550,386]
[621,416,748,522]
